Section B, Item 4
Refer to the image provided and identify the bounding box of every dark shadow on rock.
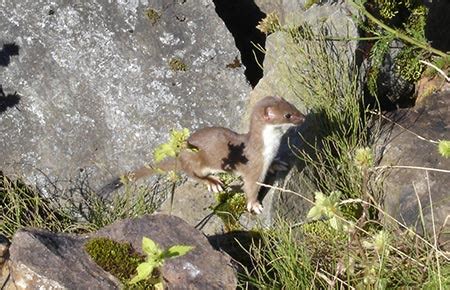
[0,43,19,67]
[212,0,266,87]
[0,85,21,114]
[208,230,261,287]
[425,0,450,53]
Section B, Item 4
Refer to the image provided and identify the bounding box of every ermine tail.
[98,158,178,197]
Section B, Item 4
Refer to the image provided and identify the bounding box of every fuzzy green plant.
[438,140,450,158]
[153,128,191,163]
[129,237,193,287]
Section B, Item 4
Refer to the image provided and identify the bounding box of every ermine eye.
[284,113,292,119]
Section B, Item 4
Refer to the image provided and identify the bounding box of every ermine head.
[252,96,305,128]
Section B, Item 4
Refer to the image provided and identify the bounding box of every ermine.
[101,96,305,214]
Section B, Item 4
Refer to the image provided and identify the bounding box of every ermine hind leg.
[179,152,224,192]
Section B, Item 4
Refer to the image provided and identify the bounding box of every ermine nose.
[292,114,305,124]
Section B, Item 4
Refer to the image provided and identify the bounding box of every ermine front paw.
[247,201,263,214]
[206,176,224,193]
[269,159,289,173]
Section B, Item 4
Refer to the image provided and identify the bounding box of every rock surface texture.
[7,229,120,289]
[3,215,237,289]
[0,0,250,189]
[243,1,360,227]
[94,214,237,289]
[379,88,450,250]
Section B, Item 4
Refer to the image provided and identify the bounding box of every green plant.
[438,140,450,158]
[304,0,320,10]
[210,173,246,231]
[423,55,450,78]
[76,180,167,230]
[153,128,191,163]
[256,12,280,35]
[244,219,328,289]
[348,0,449,95]
[129,236,193,287]
[0,171,166,237]
[0,173,87,238]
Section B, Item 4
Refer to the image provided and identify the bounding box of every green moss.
[301,220,347,244]
[144,8,160,25]
[84,237,148,287]
[168,57,187,72]
[210,173,246,231]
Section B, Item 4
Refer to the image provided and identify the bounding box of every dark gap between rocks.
[212,0,266,88]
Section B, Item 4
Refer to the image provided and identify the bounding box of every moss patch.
[84,237,146,286]
[168,57,187,71]
[144,8,161,25]
[210,173,246,232]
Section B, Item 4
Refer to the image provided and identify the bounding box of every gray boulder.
[157,181,225,236]
[379,87,450,249]
[4,214,237,289]
[244,1,360,227]
[0,0,250,190]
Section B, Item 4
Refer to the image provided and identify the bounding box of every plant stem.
[347,0,449,58]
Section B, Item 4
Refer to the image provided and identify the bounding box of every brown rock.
[94,214,237,289]
[379,87,450,249]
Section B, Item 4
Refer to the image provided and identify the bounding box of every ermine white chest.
[260,124,292,180]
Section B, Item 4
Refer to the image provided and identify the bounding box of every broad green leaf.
[314,192,326,204]
[129,261,156,284]
[163,245,194,258]
[142,237,162,258]
[307,205,322,220]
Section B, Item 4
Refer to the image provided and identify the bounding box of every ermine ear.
[264,106,276,121]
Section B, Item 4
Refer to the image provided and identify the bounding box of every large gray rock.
[254,0,307,25]
[379,87,450,249]
[157,181,225,235]
[5,214,237,289]
[248,1,359,111]
[0,0,250,189]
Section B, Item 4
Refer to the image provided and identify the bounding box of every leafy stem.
[348,0,448,58]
